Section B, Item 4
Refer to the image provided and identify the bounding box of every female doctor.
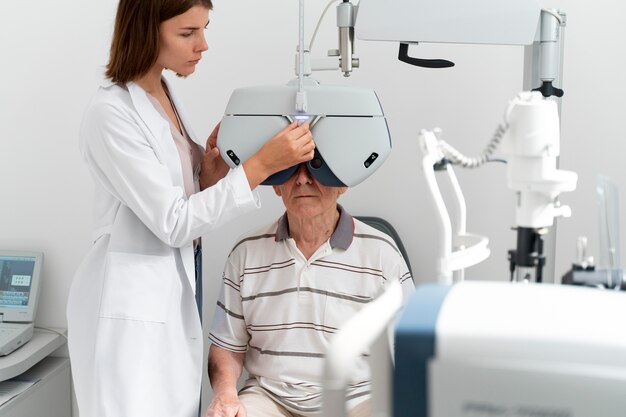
[66,1,314,417]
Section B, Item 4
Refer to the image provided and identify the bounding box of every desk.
[0,328,66,382]
[0,329,70,417]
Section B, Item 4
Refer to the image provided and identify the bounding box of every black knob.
[532,81,564,98]
[310,157,323,169]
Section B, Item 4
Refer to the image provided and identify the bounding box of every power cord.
[35,326,68,341]
[309,0,361,52]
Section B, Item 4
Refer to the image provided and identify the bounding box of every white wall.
[1,0,625,415]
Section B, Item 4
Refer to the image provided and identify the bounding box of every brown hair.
[106,0,213,83]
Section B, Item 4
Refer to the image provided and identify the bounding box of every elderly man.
[206,164,414,417]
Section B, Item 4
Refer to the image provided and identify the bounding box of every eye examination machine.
[217,0,626,416]
[216,0,392,187]
[217,80,390,186]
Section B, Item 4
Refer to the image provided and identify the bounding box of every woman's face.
[157,6,209,76]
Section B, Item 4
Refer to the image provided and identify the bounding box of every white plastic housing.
[430,281,626,417]
[502,92,577,228]
[355,0,541,45]
[502,91,560,157]
[217,80,391,187]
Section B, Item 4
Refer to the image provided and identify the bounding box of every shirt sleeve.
[384,248,415,352]
[208,252,250,353]
[383,247,414,304]
[398,260,415,305]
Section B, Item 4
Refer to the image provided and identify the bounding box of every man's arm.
[204,344,247,417]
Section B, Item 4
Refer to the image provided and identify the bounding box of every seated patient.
[206,164,414,417]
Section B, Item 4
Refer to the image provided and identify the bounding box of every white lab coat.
[67,76,260,417]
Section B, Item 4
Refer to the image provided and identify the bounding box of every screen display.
[0,256,35,308]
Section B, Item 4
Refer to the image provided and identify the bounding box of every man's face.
[273,165,347,219]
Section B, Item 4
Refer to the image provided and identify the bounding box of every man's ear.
[337,187,348,196]
[273,185,282,196]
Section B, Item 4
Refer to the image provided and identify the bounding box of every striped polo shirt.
[209,206,414,415]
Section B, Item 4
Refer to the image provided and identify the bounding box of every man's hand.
[200,122,230,190]
[203,393,246,417]
[207,346,246,417]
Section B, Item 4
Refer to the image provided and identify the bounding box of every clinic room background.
[1,0,625,413]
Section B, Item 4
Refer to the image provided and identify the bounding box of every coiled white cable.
[437,122,509,168]
[437,99,515,168]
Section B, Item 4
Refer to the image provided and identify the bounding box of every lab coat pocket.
[99,251,175,323]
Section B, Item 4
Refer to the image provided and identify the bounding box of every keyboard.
[0,324,24,343]
[0,323,33,356]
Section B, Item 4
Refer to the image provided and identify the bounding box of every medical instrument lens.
[310,157,323,169]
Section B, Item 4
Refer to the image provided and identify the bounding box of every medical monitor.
[0,250,43,323]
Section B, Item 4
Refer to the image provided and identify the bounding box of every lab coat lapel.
[162,76,201,148]
[126,79,198,296]
[160,78,202,294]
[126,81,186,190]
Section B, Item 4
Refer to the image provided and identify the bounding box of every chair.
[355,216,413,277]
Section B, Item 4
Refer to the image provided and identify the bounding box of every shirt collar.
[275,204,354,250]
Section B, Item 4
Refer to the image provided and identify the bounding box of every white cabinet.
[0,356,70,417]
[0,329,70,416]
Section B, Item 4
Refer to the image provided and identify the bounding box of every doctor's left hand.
[200,122,230,190]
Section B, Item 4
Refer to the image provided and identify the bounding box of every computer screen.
[0,251,42,323]
[0,255,36,309]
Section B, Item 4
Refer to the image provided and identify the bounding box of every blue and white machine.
[395,282,626,417]
[323,280,626,417]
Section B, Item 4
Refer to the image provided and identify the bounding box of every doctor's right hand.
[243,121,315,190]
[200,122,230,190]
[204,393,247,417]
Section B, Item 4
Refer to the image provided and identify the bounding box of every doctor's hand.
[200,122,230,190]
[243,121,315,190]
[203,393,247,417]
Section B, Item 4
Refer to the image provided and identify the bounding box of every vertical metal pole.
[295,0,308,113]
[298,0,305,92]
[521,11,566,284]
